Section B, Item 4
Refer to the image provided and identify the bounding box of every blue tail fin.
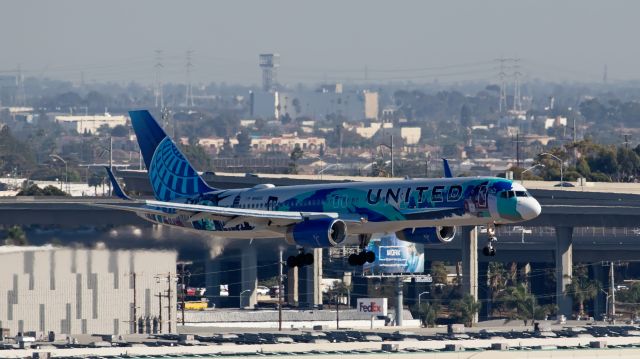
[129,110,214,201]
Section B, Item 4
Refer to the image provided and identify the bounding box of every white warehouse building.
[55,114,127,135]
[0,246,176,336]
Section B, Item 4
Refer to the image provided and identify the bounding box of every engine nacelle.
[285,218,348,248]
[396,226,456,244]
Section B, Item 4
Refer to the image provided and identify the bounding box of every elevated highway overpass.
[2,171,640,319]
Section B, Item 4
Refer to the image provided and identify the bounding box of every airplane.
[100,110,542,267]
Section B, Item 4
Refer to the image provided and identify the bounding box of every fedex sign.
[357,298,388,316]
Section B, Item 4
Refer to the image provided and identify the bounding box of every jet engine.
[395,226,456,244]
[285,218,348,248]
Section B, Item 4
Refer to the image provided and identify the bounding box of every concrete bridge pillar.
[286,266,298,306]
[240,245,258,308]
[204,257,221,308]
[461,226,478,324]
[555,226,574,317]
[301,248,323,307]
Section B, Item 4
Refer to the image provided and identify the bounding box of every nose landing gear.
[482,224,497,257]
[286,249,314,267]
[348,234,376,266]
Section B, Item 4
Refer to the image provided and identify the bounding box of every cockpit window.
[500,190,527,198]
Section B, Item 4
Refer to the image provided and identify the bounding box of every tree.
[431,261,449,285]
[413,301,441,327]
[450,294,480,327]
[235,131,252,157]
[288,146,304,174]
[16,184,67,196]
[4,225,28,246]
[565,266,600,318]
[88,172,105,196]
[499,283,536,325]
[487,262,508,316]
[111,125,129,137]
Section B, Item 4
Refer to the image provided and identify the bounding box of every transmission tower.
[155,50,164,109]
[512,58,522,112]
[496,57,508,113]
[15,65,26,106]
[185,50,194,107]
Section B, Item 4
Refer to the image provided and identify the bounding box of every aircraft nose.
[518,198,542,220]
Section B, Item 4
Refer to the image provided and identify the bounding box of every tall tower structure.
[259,53,280,92]
[155,50,164,109]
[15,65,26,106]
[185,50,195,107]
[496,57,508,113]
[512,58,522,112]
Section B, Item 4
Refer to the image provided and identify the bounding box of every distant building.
[0,246,176,336]
[55,114,127,135]
[251,87,379,121]
[545,116,568,129]
[197,134,326,154]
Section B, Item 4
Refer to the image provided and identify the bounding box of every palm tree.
[565,266,601,318]
[500,283,535,325]
[487,262,507,316]
[450,294,481,327]
[413,301,441,327]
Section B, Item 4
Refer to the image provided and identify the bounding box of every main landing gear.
[482,224,497,257]
[348,234,376,266]
[286,249,313,268]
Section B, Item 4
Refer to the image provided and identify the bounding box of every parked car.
[256,286,270,296]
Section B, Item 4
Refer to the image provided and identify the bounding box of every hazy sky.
[1,0,638,86]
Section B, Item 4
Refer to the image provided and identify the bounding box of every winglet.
[442,158,453,178]
[104,167,132,200]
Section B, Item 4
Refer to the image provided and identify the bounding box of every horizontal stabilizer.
[104,167,132,200]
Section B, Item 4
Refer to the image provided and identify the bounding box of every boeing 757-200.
[100,110,541,267]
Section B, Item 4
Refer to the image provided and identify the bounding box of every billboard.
[357,298,388,316]
[363,233,424,275]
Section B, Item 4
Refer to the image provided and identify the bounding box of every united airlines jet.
[101,110,541,267]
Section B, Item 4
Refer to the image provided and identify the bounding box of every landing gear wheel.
[365,251,376,263]
[286,255,298,267]
[348,253,359,266]
[482,246,491,256]
[303,252,314,266]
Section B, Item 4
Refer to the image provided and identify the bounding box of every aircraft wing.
[94,199,343,228]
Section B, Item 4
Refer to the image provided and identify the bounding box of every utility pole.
[132,272,137,334]
[512,58,522,112]
[496,57,509,113]
[278,249,283,331]
[610,262,616,323]
[390,135,394,178]
[167,272,173,333]
[185,50,194,108]
[178,262,192,326]
[335,292,340,330]
[156,291,163,333]
[155,50,164,109]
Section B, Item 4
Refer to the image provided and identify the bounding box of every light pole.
[49,154,68,194]
[539,153,563,189]
[520,164,545,184]
[417,291,430,307]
